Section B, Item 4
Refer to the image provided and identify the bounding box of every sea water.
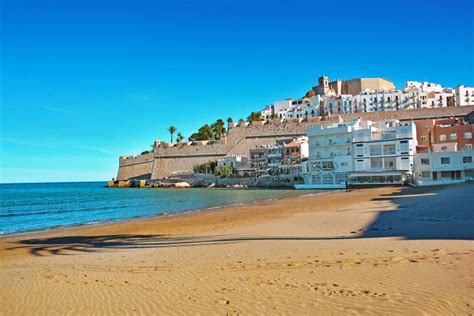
[0,182,317,235]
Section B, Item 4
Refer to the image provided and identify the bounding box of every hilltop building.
[262,75,471,121]
[312,76,396,97]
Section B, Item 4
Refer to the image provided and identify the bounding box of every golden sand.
[1,184,473,315]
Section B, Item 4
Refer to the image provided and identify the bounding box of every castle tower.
[313,76,330,96]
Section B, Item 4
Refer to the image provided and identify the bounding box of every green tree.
[189,124,213,141]
[211,119,226,140]
[247,112,263,122]
[167,126,177,143]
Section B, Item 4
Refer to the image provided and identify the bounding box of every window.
[383,144,396,155]
[466,144,473,150]
[450,133,457,141]
[441,157,450,164]
[400,140,409,154]
[370,145,382,156]
[421,158,430,165]
[440,134,446,141]
[463,156,472,163]
[441,171,450,178]
[322,161,334,170]
[421,136,427,142]
[370,158,383,169]
[464,132,472,139]
[421,171,431,178]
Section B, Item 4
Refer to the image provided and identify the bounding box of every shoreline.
[0,188,333,238]
[1,183,472,314]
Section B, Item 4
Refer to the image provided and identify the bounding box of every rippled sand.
[1,184,473,315]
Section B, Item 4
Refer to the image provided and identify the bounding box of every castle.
[312,76,396,96]
[116,106,474,181]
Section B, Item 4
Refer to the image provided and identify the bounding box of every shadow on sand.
[7,183,474,256]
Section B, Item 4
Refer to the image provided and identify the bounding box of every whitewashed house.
[455,85,474,106]
[350,120,417,185]
[296,119,361,189]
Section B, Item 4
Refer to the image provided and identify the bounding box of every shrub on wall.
[216,165,233,177]
[193,161,217,174]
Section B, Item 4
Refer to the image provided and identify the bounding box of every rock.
[174,182,191,188]
[218,299,229,305]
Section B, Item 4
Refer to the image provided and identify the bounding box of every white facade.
[413,150,474,186]
[297,119,360,189]
[217,155,249,170]
[455,85,474,106]
[350,120,417,185]
[404,81,444,93]
[260,81,470,122]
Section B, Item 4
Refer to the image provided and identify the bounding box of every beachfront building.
[217,155,249,170]
[297,119,361,189]
[281,137,309,175]
[350,120,417,185]
[415,118,474,152]
[413,149,474,185]
[412,117,474,185]
[250,138,309,176]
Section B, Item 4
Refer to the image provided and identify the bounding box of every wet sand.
[1,184,473,315]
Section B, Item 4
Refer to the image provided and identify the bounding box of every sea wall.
[116,106,474,181]
[116,152,154,180]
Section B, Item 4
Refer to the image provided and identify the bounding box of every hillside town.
[113,75,474,189]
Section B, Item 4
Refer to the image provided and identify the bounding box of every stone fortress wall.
[314,76,396,96]
[116,106,474,181]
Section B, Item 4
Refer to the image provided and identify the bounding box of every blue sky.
[1,0,473,183]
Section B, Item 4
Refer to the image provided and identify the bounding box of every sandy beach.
[1,183,473,315]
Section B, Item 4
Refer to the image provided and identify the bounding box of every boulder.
[174,182,191,188]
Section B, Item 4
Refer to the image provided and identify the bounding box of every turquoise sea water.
[0,182,317,236]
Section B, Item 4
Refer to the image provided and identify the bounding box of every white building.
[404,81,444,93]
[350,120,417,185]
[296,119,361,189]
[455,85,474,106]
[217,155,249,170]
[413,149,474,186]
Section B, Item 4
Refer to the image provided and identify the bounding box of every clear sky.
[1,0,473,183]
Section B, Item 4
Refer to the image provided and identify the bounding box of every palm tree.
[226,117,233,134]
[211,119,226,140]
[177,132,184,143]
[167,126,177,143]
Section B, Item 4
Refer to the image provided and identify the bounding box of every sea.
[0,181,318,236]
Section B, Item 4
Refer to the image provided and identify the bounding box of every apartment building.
[281,137,309,175]
[250,138,308,176]
[350,120,417,185]
[297,119,360,189]
[413,149,474,185]
[412,117,474,185]
[415,118,474,152]
[455,85,474,106]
